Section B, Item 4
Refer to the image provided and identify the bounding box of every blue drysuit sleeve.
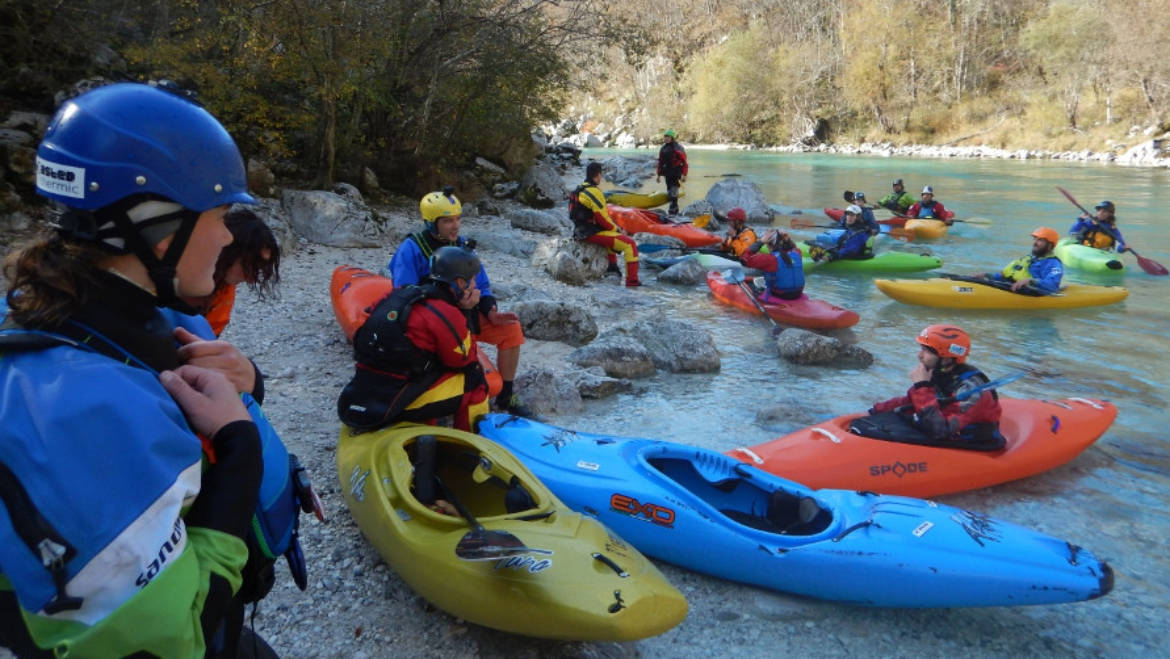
[1029,257,1064,293]
[388,240,428,287]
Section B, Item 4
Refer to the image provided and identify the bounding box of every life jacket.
[0,315,311,614]
[658,142,687,177]
[568,184,605,238]
[760,246,805,294]
[352,283,460,376]
[914,200,938,218]
[1079,223,1117,249]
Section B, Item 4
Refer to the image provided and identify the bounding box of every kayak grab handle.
[1069,397,1105,410]
[812,428,841,444]
[592,552,629,578]
[731,448,764,464]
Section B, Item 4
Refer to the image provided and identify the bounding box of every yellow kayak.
[604,189,682,208]
[874,277,1129,309]
[337,423,687,640]
[903,218,949,239]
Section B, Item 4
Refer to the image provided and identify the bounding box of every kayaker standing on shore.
[186,207,281,336]
[878,178,916,213]
[739,229,805,300]
[978,227,1064,294]
[906,186,953,224]
[807,206,871,262]
[1069,200,1129,253]
[570,162,643,287]
[341,246,491,432]
[388,188,533,416]
[655,129,688,215]
[720,207,757,257]
[855,325,1004,449]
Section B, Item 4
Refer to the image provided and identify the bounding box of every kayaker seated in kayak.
[907,186,953,224]
[976,227,1064,294]
[185,207,281,336]
[340,247,491,433]
[571,162,643,287]
[390,188,533,415]
[854,325,1005,450]
[806,206,872,262]
[740,229,805,301]
[1069,200,1128,253]
[720,207,758,257]
[878,178,916,213]
[848,192,881,236]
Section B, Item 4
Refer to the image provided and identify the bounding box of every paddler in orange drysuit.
[187,208,281,336]
[720,207,757,257]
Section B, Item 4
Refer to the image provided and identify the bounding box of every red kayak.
[329,265,502,397]
[706,271,859,330]
[608,204,721,248]
[727,397,1116,497]
[824,207,952,226]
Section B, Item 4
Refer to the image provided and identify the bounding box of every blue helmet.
[36,82,253,212]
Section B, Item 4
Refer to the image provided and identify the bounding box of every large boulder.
[632,232,686,250]
[531,237,609,285]
[515,368,584,416]
[510,300,598,346]
[280,189,385,247]
[705,178,773,223]
[245,197,300,252]
[247,158,277,197]
[594,155,656,188]
[656,258,707,285]
[774,329,874,367]
[568,337,657,379]
[461,226,536,259]
[506,208,573,236]
[609,319,721,373]
[567,366,634,399]
[519,161,568,208]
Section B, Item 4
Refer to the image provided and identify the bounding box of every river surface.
[562,148,1170,654]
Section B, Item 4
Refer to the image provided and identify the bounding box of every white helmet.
[922,185,934,194]
[845,204,862,215]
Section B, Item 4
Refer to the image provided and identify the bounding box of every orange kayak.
[727,397,1116,497]
[706,271,859,329]
[329,265,502,397]
[607,204,721,248]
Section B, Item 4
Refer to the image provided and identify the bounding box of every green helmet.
[664,129,677,138]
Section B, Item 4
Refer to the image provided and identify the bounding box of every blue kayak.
[477,414,1113,608]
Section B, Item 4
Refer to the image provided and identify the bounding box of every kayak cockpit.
[645,455,833,537]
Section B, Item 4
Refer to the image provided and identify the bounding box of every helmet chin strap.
[104,200,201,312]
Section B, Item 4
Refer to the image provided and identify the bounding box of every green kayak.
[1055,238,1124,272]
[798,245,942,274]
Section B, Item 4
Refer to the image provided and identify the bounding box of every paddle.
[938,272,1049,297]
[638,244,726,256]
[847,189,988,226]
[789,217,916,242]
[723,268,784,336]
[1056,186,1168,276]
[945,371,1026,404]
[414,436,540,561]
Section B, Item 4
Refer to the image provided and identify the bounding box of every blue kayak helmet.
[35,82,254,306]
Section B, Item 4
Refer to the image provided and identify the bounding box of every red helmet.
[916,324,970,363]
[726,207,746,222]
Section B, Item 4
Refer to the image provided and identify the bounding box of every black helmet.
[1095,200,1115,213]
[428,246,480,287]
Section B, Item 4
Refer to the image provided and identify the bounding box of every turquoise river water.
[557,148,1170,654]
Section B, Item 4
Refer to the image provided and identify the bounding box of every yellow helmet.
[420,187,462,229]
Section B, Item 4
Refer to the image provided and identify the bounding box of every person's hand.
[1079,212,1090,220]
[486,308,519,325]
[910,362,931,383]
[175,327,256,394]
[943,218,954,226]
[681,175,687,183]
[160,365,251,438]
[457,286,481,310]
[1010,277,1031,291]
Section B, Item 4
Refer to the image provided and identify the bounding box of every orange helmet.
[916,324,970,363]
[1031,226,1059,245]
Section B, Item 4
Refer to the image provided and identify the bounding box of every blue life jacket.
[761,247,805,294]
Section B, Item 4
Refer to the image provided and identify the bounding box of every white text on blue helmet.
[36,157,86,199]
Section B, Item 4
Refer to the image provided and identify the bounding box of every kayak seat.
[768,492,831,536]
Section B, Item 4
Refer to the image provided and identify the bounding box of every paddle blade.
[887,228,915,242]
[843,190,855,203]
[789,217,817,229]
[1134,251,1170,276]
[455,529,533,561]
[722,267,746,284]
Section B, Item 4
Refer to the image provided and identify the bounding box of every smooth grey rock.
[506,208,573,236]
[242,197,299,251]
[510,300,598,346]
[492,181,520,198]
[568,366,633,399]
[568,337,657,379]
[332,182,363,203]
[775,329,873,367]
[515,368,583,416]
[657,258,707,284]
[518,160,567,208]
[280,189,383,247]
[610,318,721,373]
[633,232,686,249]
[531,237,609,285]
[461,227,535,259]
[706,178,773,222]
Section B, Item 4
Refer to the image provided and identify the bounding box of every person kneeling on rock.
[339,247,491,432]
[853,324,1004,450]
